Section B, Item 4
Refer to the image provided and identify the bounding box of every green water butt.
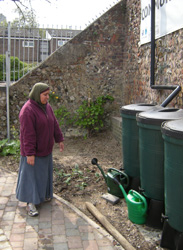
[120,103,155,178]
[162,119,183,232]
[136,108,183,201]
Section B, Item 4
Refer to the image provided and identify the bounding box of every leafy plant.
[64,177,71,185]
[74,95,114,136]
[49,90,61,104]
[75,181,88,190]
[0,138,20,156]
[55,164,89,190]
[53,95,114,137]
[0,54,34,81]
[95,172,101,183]
[0,126,20,158]
[54,106,74,127]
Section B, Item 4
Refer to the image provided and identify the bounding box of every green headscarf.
[29,82,49,104]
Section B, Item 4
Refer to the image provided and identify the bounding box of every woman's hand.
[27,156,35,166]
[59,142,64,152]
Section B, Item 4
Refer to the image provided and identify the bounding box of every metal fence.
[0,23,82,83]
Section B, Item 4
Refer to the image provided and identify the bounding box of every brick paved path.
[0,168,124,250]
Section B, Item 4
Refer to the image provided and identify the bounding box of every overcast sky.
[0,0,120,29]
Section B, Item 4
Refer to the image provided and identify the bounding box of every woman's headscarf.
[29,82,49,104]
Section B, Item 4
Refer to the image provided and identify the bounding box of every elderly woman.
[16,82,64,216]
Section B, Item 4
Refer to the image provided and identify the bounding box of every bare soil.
[1,130,165,250]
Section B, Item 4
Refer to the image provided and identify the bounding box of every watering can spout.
[91,158,108,184]
[91,158,98,165]
[91,158,129,198]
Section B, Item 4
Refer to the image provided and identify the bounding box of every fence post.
[6,22,11,141]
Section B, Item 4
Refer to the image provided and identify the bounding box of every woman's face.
[40,89,50,104]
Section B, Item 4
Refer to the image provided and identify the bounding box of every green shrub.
[54,106,74,127]
[0,139,20,156]
[74,95,114,135]
[54,95,114,137]
[0,126,20,157]
[0,54,31,81]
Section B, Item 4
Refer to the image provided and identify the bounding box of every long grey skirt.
[16,154,53,205]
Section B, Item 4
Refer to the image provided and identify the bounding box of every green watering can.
[113,176,147,225]
[91,158,129,198]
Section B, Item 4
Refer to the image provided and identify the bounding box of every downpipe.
[150,0,181,107]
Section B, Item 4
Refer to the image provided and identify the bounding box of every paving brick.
[1,186,14,196]
[97,238,114,247]
[52,218,64,225]
[64,217,78,229]
[77,217,89,226]
[0,240,12,249]
[67,236,82,249]
[66,228,80,237]
[0,234,7,241]
[0,197,8,205]
[81,232,95,240]
[98,246,115,250]
[9,233,24,242]
[25,231,38,238]
[39,222,51,230]
[54,242,68,250]
[0,220,14,227]
[7,201,18,207]
[38,236,53,245]
[53,234,67,243]
[52,224,65,235]
[10,241,24,248]
[0,210,3,218]
[79,225,93,233]
[39,215,51,222]
[52,210,64,220]
[26,225,38,233]
[24,237,37,250]
[38,228,52,235]
[0,177,6,183]
[26,217,39,226]
[14,214,26,223]
[5,206,16,212]
[0,169,118,250]
[2,211,15,221]
[6,177,15,184]
[4,230,11,239]
[0,205,5,210]
[83,239,99,250]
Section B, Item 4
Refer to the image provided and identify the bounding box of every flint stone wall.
[1,0,183,139]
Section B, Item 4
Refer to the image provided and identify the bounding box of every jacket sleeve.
[53,115,64,143]
[48,104,64,143]
[20,108,37,156]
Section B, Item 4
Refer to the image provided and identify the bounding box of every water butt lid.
[161,119,183,139]
[120,103,156,115]
[136,108,183,126]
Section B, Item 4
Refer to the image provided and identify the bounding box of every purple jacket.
[19,99,64,157]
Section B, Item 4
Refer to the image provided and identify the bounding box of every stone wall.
[123,0,183,107]
[1,0,183,140]
[0,2,126,139]
[111,117,122,146]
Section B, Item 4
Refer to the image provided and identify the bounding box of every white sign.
[140,0,183,45]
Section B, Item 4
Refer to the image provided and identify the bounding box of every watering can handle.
[108,168,129,188]
[128,190,147,212]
